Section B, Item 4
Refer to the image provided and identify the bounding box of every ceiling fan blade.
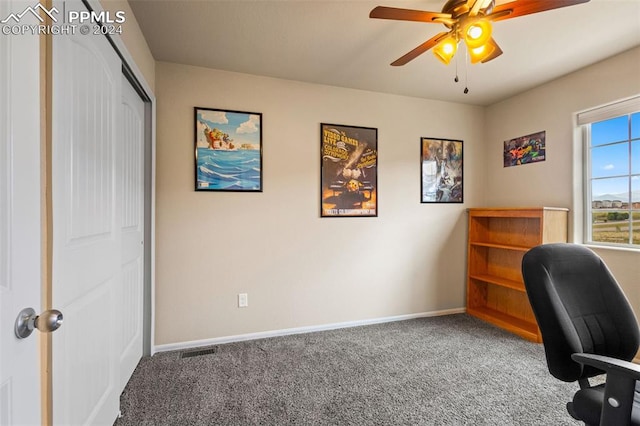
[468,0,494,17]
[481,38,503,63]
[370,6,451,23]
[490,0,590,22]
[391,32,450,66]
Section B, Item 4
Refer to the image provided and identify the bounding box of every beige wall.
[152,46,639,347]
[154,61,486,346]
[485,47,640,313]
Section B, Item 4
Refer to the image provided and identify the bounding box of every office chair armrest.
[572,353,640,426]
[571,353,640,380]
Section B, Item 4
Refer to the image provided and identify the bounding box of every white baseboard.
[152,307,466,355]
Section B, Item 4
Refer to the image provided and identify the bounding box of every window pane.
[586,106,639,247]
[592,177,629,205]
[591,210,630,244]
[634,176,640,244]
[633,140,640,175]
[632,112,640,139]
[592,116,629,146]
[591,143,629,178]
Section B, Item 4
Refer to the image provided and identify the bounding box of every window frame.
[580,97,640,249]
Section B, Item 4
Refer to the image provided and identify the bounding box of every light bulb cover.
[433,35,458,65]
[469,37,500,63]
[464,19,492,49]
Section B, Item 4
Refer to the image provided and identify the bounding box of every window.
[579,96,640,247]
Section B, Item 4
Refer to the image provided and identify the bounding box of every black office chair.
[521,243,640,425]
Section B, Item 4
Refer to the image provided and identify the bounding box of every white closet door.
[52,0,122,423]
[119,76,145,392]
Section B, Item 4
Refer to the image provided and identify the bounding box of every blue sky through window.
[591,113,639,201]
[632,112,640,139]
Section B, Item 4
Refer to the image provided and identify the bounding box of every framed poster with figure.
[321,123,378,217]
[194,107,262,191]
[421,137,463,203]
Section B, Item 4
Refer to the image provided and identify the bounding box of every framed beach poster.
[321,123,378,217]
[420,137,463,203]
[194,107,262,191]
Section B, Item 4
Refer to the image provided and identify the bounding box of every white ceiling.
[128,0,640,106]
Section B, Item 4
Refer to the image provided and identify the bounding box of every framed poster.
[503,130,545,167]
[420,137,463,203]
[321,123,378,217]
[194,107,262,191]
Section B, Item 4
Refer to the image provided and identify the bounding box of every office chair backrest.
[522,243,639,383]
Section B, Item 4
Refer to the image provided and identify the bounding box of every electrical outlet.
[238,293,248,308]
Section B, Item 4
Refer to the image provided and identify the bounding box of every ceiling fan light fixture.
[463,19,492,49]
[371,0,589,68]
[469,38,496,63]
[433,35,458,65]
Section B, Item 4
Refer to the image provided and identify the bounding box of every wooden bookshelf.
[466,207,568,343]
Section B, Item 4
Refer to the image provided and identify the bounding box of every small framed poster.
[194,107,262,191]
[420,137,463,203]
[503,130,546,167]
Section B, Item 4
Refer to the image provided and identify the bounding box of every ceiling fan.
[370,0,590,66]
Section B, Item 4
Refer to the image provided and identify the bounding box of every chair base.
[566,402,580,421]
[567,382,640,426]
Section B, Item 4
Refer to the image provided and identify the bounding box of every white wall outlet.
[238,293,248,308]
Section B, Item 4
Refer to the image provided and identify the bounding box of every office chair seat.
[522,243,640,426]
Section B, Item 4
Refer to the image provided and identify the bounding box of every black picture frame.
[420,137,463,203]
[194,107,263,191]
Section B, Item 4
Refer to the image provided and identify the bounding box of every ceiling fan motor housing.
[441,0,494,19]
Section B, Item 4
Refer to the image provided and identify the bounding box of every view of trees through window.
[588,112,639,246]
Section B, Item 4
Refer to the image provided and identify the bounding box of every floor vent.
[181,347,217,359]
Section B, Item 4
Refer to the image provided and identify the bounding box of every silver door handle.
[14,307,64,339]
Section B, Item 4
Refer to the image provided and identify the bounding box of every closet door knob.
[14,307,64,339]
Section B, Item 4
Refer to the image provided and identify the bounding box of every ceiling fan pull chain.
[464,49,469,94]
